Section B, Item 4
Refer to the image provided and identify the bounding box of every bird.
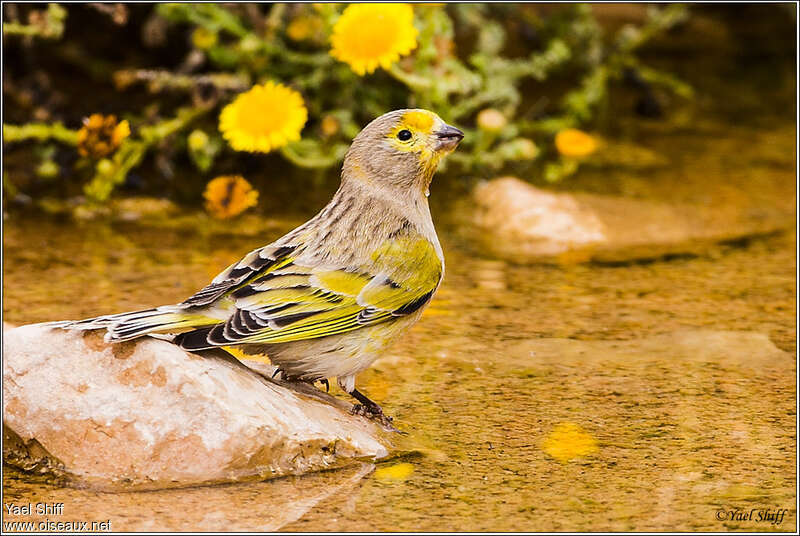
[58,108,464,426]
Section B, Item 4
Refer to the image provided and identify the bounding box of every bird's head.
[342,109,464,197]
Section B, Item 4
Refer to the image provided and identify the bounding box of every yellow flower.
[203,175,259,219]
[219,82,308,153]
[542,422,598,463]
[77,114,130,158]
[555,128,598,158]
[330,3,418,76]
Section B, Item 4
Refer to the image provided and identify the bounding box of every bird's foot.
[350,403,397,431]
[348,388,399,432]
[273,370,329,393]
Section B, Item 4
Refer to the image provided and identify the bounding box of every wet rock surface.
[2,324,390,491]
[464,176,793,264]
[468,177,608,260]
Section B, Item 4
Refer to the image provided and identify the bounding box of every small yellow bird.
[61,109,463,425]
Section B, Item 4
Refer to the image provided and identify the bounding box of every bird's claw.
[350,403,398,432]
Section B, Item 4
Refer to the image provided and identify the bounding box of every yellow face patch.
[401,110,435,134]
[387,110,441,158]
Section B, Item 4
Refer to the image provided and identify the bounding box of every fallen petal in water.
[373,462,415,481]
[542,422,598,463]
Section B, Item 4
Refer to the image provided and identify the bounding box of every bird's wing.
[65,242,301,343]
[176,235,442,348]
[180,243,298,307]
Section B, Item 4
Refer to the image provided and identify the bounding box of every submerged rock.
[2,324,390,491]
[464,176,791,264]
[469,177,608,260]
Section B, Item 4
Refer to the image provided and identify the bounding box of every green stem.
[3,122,79,145]
[115,69,251,93]
[139,106,208,143]
[2,4,67,39]
[264,4,285,39]
[387,64,433,91]
[2,22,40,36]
[279,143,345,169]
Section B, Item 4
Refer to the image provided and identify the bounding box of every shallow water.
[3,91,797,533]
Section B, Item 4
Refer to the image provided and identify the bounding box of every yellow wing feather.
[184,236,442,348]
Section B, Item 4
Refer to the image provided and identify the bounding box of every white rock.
[2,324,390,490]
[470,176,607,260]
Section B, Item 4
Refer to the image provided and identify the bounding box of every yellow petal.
[542,422,598,463]
[374,462,415,481]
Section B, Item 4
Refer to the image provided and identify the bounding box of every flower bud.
[239,34,261,53]
[477,108,508,133]
[506,138,539,160]
[191,27,218,50]
[36,160,59,180]
[320,115,340,137]
[188,129,209,152]
[96,158,114,177]
[287,15,323,42]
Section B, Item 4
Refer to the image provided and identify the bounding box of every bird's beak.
[434,124,464,152]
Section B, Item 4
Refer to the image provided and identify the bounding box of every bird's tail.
[54,306,215,343]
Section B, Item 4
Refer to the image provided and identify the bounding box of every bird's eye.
[397,129,412,141]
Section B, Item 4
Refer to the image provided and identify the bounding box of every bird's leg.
[349,388,383,415]
[348,388,398,430]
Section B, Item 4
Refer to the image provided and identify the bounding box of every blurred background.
[2,3,797,532]
[2,3,794,214]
